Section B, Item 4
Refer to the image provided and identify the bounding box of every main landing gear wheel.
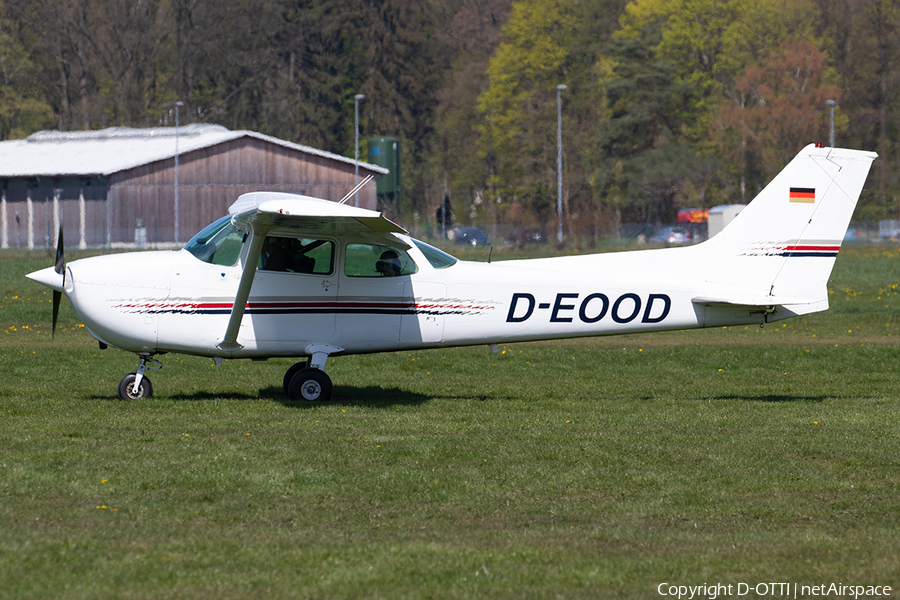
[287,368,333,402]
[282,360,311,396]
[118,373,153,400]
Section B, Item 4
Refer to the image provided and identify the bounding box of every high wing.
[219,192,407,351]
[229,191,406,235]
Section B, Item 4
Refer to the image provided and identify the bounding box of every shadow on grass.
[701,394,827,403]
[274,385,431,408]
[94,385,431,406]
[92,390,270,402]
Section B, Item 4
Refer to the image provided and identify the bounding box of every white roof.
[709,204,746,213]
[0,124,389,178]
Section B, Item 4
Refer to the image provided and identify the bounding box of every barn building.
[0,125,388,249]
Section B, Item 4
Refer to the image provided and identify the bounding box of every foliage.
[476,0,573,215]
[591,29,705,224]
[714,41,841,200]
[0,5,54,137]
[1,0,900,227]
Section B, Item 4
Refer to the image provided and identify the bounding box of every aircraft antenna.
[339,175,374,205]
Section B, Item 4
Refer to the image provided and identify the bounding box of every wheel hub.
[301,380,322,400]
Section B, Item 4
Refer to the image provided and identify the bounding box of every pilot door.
[246,236,338,352]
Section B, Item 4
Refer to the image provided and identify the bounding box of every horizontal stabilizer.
[692,295,817,307]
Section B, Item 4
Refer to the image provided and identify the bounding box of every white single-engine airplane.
[27,145,875,401]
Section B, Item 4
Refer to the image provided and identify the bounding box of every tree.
[823,0,900,220]
[477,0,576,225]
[591,29,703,226]
[618,0,821,145]
[715,41,841,197]
[0,1,54,138]
[429,0,511,226]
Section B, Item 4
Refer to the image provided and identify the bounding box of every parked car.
[650,226,692,244]
[506,226,545,246]
[454,227,491,246]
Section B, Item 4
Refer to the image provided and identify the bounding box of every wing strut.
[338,175,374,205]
[218,227,266,351]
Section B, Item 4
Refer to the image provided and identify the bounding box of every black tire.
[282,360,311,396]
[287,368,333,402]
[117,373,153,400]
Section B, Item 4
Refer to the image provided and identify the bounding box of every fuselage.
[42,232,771,360]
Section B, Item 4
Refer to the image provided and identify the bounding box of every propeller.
[52,226,65,338]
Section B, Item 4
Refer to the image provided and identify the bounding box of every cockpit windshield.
[184,216,246,267]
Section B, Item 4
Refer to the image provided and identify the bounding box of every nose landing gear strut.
[118,355,162,400]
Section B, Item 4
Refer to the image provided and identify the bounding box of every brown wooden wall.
[109,136,381,245]
[1,178,107,249]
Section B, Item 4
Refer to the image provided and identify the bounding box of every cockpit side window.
[259,236,334,275]
[344,243,418,277]
[184,216,246,267]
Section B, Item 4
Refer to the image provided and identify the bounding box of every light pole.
[556,84,567,244]
[354,94,365,207]
[174,101,184,244]
[826,99,836,147]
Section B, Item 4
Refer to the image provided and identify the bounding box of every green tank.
[367,137,401,208]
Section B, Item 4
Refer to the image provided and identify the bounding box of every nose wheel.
[118,373,153,400]
[118,356,161,400]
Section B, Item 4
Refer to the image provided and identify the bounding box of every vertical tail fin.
[697,145,876,311]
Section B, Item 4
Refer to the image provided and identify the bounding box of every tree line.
[1,0,898,240]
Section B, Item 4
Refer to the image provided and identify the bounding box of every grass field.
[1,244,899,599]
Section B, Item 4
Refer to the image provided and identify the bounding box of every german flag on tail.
[789,187,815,203]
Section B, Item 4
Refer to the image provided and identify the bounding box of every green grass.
[1,244,899,598]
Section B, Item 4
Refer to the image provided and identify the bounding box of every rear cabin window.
[344,244,418,277]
